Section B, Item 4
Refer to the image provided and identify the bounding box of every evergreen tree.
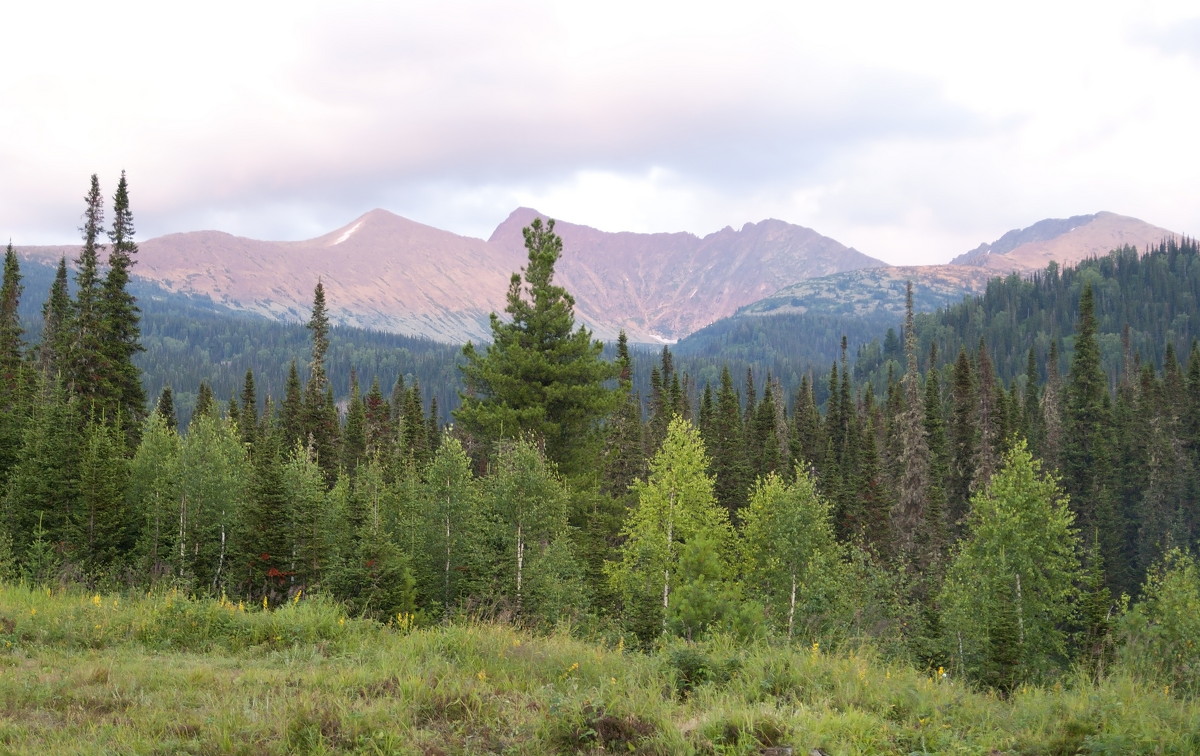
[37,258,72,377]
[154,386,178,431]
[601,332,646,498]
[234,426,291,602]
[192,381,216,422]
[341,370,367,472]
[363,376,393,458]
[279,361,303,449]
[0,242,23,390]
[239,370,258,447]
[893,281,930,562]
[302,281,338,479]
[973,341,1002,492]
[456,218,619,477]
[0,243,29,489]
[947,348,977,530]
[3,376,82,570]
[100,170,146,439]
[790,374,824,473]
[1064,284,1109,506]
[706,365,751,521]
[67,175,109,416]
[74,418,132,575]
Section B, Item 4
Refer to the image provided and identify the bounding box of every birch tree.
[608,416,731,639]
[741,469,841,639]
[939,439,1080,688]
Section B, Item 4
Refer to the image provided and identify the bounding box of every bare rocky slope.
[949,211,1176,272]
[16,208,884,344]
[14,208,1182,344]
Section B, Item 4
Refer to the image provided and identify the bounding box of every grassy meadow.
[0,582,1197,755]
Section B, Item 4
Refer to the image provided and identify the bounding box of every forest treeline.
[2,178,1199,696]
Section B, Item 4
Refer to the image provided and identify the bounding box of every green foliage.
[415,436,480,617]
[456,218,620,477]
[939,440,1081,687]
[609,417,733,641]
[1116,548,1200,693]
[741,469,843,640]
[478,438,574,620]
[175,413,251,593]
[128,413,181,580]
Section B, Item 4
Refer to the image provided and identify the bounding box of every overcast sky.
[3,1,1198,265]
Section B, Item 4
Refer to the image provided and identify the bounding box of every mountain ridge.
[11,207,1182,345]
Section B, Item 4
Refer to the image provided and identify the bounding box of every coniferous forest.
[3,178,1200,752]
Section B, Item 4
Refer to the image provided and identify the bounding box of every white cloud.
[1,0,1198,265]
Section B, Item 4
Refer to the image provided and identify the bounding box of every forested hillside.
[3,180,1200,711]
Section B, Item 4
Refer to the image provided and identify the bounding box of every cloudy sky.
[3,0,1198,265]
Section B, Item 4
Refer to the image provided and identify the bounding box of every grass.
[1,582,1198,754]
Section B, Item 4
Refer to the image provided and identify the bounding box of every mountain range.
[14,209,1180,344]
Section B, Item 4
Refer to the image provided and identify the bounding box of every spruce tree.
[947,348,977,530]
[0,243,28,489]
[74,419,132,575]
[1065,284,1108,497]
[706,365,751,521]
[302,281,338,479]
[892,281,930,562]
[0,242,23,390]
[100,170,146,438]
[363,376,393,457]
[37,258,72,377]
[68,174,109,416]
[239,370,258,447]
[600,332,646,498]
[3,376,82,569]
[341,370,367,472]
